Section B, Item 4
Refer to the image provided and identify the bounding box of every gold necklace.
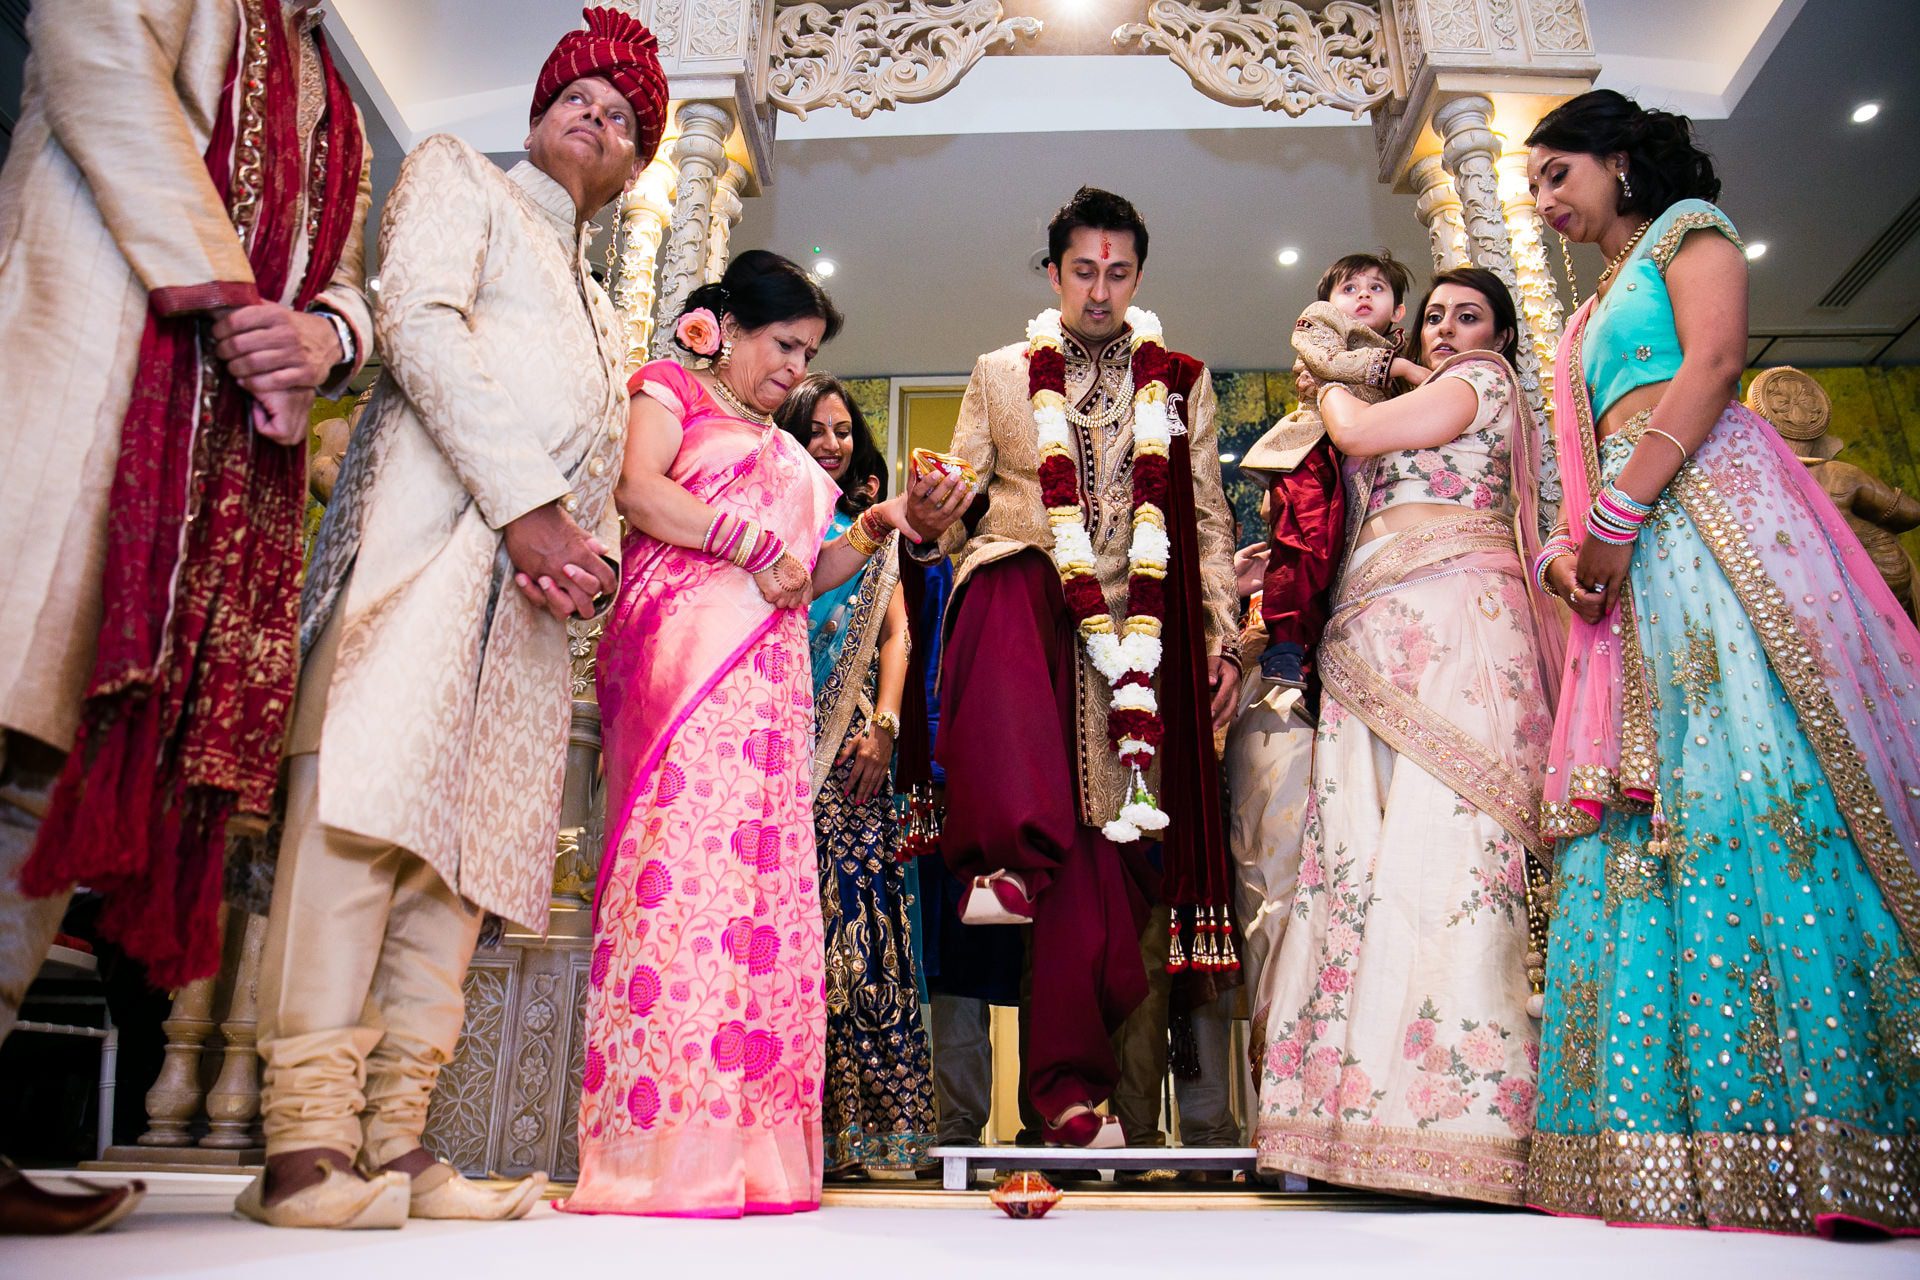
[705,371,771,425]
[1597,219,1653,290]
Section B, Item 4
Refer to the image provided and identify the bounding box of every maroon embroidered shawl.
[22,0,364,986]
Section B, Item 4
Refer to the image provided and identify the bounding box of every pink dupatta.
[1540,302,1920,948]
[593,360,841,916]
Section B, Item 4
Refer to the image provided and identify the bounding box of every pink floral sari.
[562,360,840,1218]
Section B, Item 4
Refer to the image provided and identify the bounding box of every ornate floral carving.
[1394,0,1423,69]
[768,0,1041,121]
[504,972,562,1171]
[424,961,509,1172]
[649,0,684,51]
[556,964,592,1180]
[1426,0,1486,49]
[1529,0,1591,52]
[1487,0,1520,49]
[1113,0,1392,117]
[690,0,740,57]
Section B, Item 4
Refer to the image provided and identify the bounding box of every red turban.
[531,6,669,166]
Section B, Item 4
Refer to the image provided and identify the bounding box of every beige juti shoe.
[403,1163,547,1221]
[233,1163,410,1229]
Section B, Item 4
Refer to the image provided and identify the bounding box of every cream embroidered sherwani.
[296,135,628,930]
[254,135,627,1168]
[0,0,369,1046]
[938,330,1239,823]
[0,0,372,753]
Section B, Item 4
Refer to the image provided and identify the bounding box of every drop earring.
[717,337,733,370]
[1617,169,1633,202]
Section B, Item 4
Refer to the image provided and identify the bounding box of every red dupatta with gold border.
[22,0,364,986]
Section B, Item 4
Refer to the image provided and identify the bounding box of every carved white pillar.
[136,977,218,1147]
[1498,150,1566,412]
[1436,96,1519,293]
[1437,94,1557,509]
[614,151,679,373]
[650,101,734,360]
[704,161,750,284]
[1409,154,1470,271]
[200,913,266,1150]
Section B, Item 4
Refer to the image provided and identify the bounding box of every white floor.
[7,1171,1916,1280]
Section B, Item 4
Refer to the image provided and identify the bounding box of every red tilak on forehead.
[1100,234,1112,261]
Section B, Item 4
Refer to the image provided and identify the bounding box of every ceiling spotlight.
[1851,101,1881,124]
[1744,242,1768,261]
[1277,248,1300,267]
[813,258,838,279]
[1219,452,1238,464]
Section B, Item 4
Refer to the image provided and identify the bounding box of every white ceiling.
[324,0,1920,374]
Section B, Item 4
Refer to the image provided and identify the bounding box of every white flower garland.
[1026,306,1174,843]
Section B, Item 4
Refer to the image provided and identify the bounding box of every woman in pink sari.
[562,251,967,1218]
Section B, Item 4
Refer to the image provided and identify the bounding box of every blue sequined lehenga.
[1528,201,1920,1236]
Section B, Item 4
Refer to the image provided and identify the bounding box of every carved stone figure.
[1747,366,1920,621]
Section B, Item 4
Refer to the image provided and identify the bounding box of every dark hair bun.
[672,249,844,355]
[1525,88,1720,218]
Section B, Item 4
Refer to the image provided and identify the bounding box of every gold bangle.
[1641,427,1690,464]
[731,522,762,569]
[868,709,899,737]
[844,506,887,556]
[843,511,882,557]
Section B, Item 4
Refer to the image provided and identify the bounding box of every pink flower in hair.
[676,307,722,356]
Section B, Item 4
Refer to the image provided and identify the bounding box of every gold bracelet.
[1641,427,1690,464]
[731,522,763,569]
[843,509,883,557]
[868,708,899,737]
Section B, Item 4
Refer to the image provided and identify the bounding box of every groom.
[921,187,1241,1147]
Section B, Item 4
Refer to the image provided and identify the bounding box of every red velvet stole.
[1160,354,1240,1023]
[23,0,365,987]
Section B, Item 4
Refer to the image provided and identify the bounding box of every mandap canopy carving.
[768,0,1043,120]
[1113,0,1394,117]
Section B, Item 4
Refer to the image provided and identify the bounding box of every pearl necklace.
[705,371,772,425]
[1597,219,1653,290]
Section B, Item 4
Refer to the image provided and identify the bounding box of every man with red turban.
[235,7,668,1230]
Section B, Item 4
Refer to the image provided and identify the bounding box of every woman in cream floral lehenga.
[775,374,936,1176]
[1252,268,1563,1205]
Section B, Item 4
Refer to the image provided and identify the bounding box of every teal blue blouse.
[1581,198,1742,420]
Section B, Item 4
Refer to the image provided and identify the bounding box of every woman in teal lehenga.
[1522,90,1920,1237]
[778,375,936,1176]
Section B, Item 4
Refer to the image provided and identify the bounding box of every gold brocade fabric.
[0,0,372,752]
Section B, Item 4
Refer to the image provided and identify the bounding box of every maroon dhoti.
[937,551,1154,1124]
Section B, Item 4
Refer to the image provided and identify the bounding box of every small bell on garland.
[1166,912,1189,974]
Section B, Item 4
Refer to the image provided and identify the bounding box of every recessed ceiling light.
[1852,101,1881,124]
[1277,248,1300,267]
[813,259,838,278]
[1219,452,1238,464]
[1744,242,1768,261]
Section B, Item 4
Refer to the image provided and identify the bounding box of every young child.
[1241,251,1423,688]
